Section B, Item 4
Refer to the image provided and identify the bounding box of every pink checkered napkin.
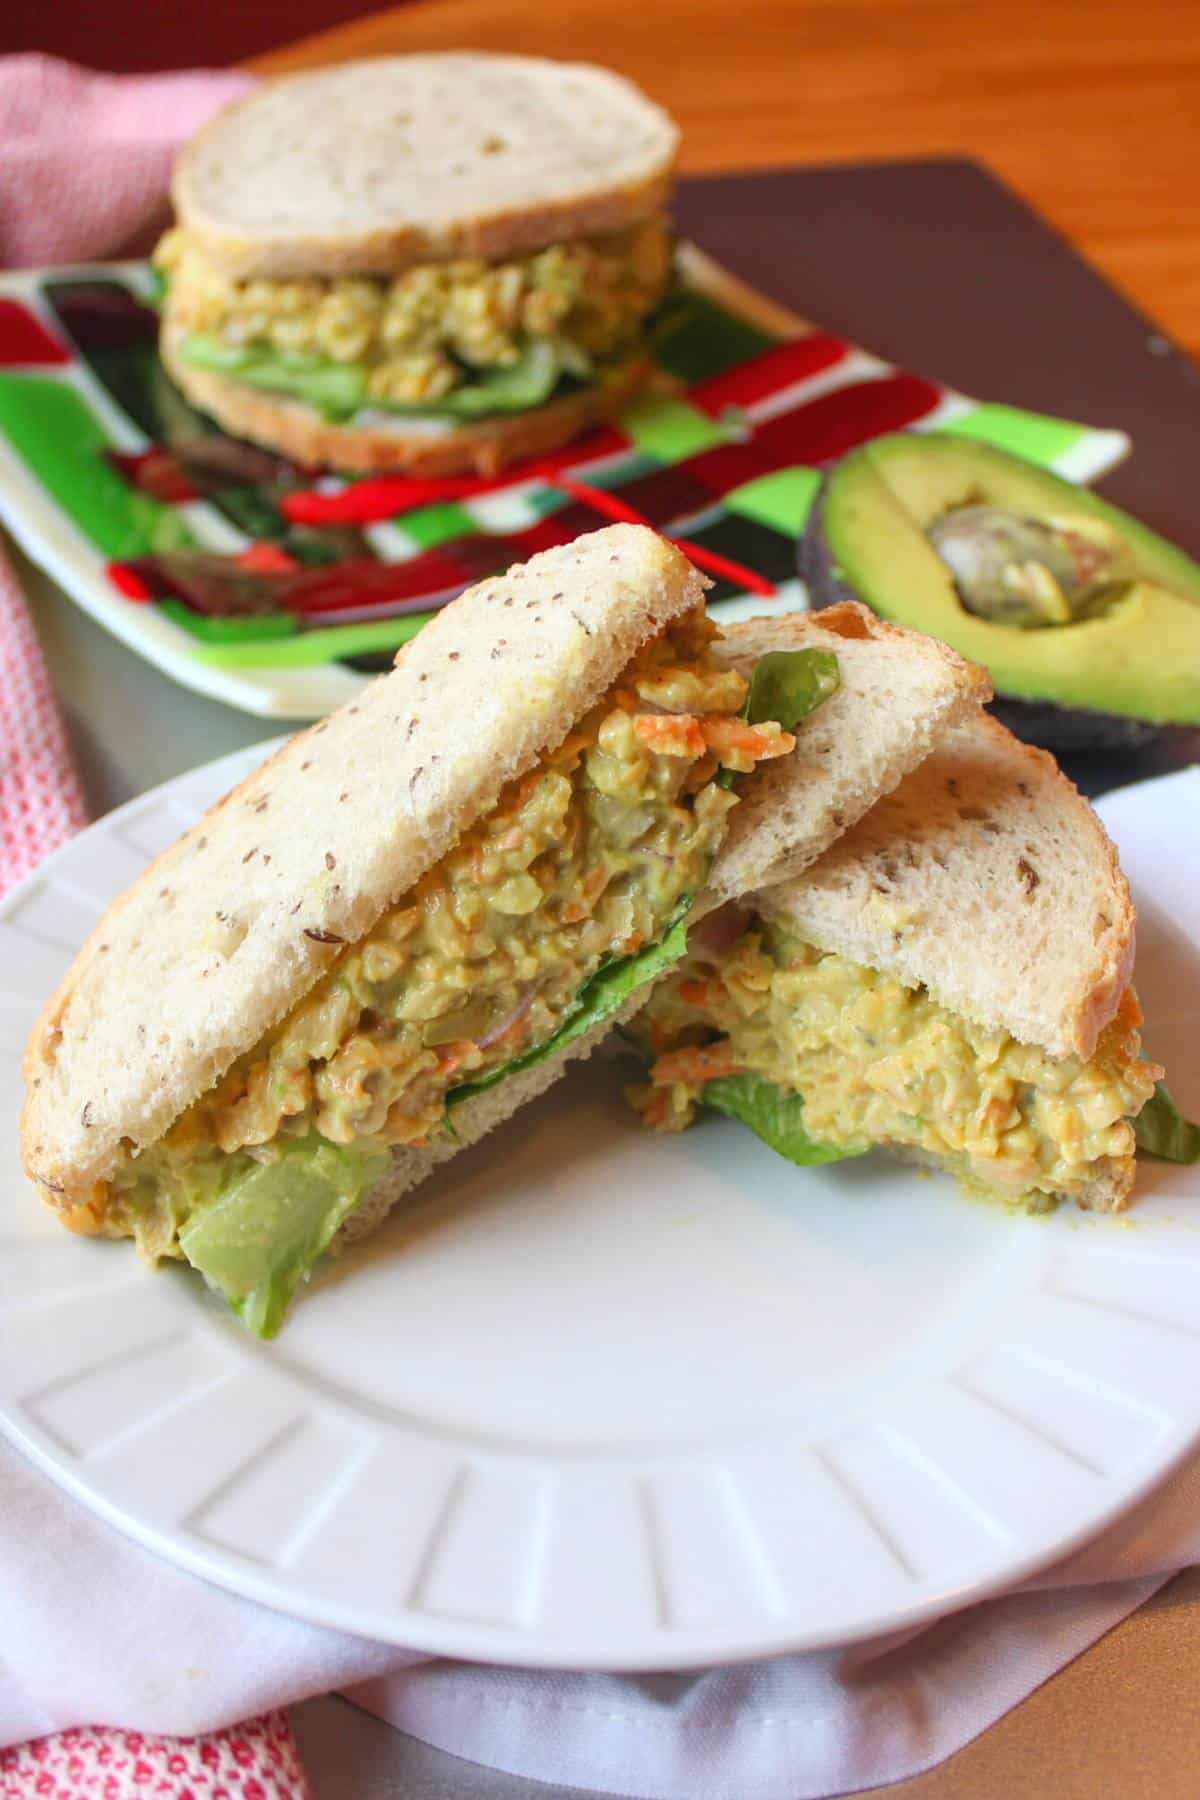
[0,1713,309,1799]
[0,49,314,1800]
[0,53,251,894]
[0,557,86,895]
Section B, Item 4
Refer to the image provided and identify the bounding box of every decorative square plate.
[0,246,1128,718]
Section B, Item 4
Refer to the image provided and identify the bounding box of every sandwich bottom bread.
[161,318,653,480]
[631,712,1163,1211]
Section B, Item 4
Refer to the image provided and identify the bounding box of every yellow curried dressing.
[155,219,673,406]
[635,919,1160,1201]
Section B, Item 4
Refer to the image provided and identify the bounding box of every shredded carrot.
[675,978,712,1008]
[700,718,796,760]
[650,1040,742,1086]
[640,1088,674,1129]
[632,714,706,757]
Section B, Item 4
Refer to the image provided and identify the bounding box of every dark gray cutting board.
[677,158,1200,795]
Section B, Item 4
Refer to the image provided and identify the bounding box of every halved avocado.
[802,433,1200,750]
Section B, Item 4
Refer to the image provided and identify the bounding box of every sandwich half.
[156,53,679,475]
[634,711,1163,1211]
[21,526,988,1334]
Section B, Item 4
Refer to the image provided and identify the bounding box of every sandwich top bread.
[20,527,989,1335]
[633,711,1161,1212]
[156,54,680,474]
[171,54,679,279]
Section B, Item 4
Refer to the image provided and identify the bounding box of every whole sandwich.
[20,527,987,1335]
[155,54,680,475]
[634,711,1164,1211]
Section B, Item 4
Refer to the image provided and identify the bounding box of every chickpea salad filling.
[155,218,673,420]
[95,616,824,1336]
[631,913,1162,1204]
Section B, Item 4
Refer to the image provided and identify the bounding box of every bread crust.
[161,324,651,477]
[707,604,991,903]
[173,54,679,280]
[21,526,707,1209]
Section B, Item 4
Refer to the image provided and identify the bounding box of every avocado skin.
[799,466,1163,755]
[987,696,1159,754]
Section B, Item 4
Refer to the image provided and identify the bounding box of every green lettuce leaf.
[700,1072,867,1167]
[179,334,368,421]
[179,332,569,424]
[449,899,692,1107]
[744,648,841,729]
[178,1136,390,1338]
[408,339,562,419]
[1135,1082,1200,1162]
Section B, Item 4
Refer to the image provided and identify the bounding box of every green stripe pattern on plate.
[0,375,191,557]
[939,403,1088,465]
[192,612,434,668]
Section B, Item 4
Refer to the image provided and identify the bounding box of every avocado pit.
[927,505,1129,629]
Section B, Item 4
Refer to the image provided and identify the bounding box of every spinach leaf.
[701,1072,866,1167]
[744,647,841,729]
[717,647,841,788]
[448,899,692,1106]
[1135,1082,1200,1162]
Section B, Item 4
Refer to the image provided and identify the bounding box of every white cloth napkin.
[2,767,1197,1797]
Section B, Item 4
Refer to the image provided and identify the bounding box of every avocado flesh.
[813,433,1200,725]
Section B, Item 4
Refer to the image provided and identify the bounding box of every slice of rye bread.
[757,710,1136,1062]
[705,605,992,905]
[173,54,679,281]
[161,322,651,479]
[21,525,706,1209]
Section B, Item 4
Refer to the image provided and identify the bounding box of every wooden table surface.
[254,0,1200,363]
[251,5,1200,1795]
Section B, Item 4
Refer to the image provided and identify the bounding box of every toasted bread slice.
[161,322,650,479]
[21,526,706,1209]
[706,604,992,904]
[173,55,679,281]
[759,710,1135,1061]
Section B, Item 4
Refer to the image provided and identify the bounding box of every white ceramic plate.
[1,747,1198,1670]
